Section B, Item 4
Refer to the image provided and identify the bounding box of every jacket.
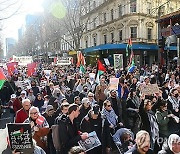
[80,113,111,154]
[13,97,22,113]
[15,108,29,123]
[56,115,81,154]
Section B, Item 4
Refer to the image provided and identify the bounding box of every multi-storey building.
[80,0,179,67]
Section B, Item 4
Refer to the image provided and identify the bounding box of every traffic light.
[158,36,165,49]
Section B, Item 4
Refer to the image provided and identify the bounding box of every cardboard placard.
[7,123,33,153]
[109,78,119,90]
[140,84,159,95]
[78,131,101,152]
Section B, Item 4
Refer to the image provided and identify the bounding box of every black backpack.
[52,114,68,151]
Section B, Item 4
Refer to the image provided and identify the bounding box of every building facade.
[80,0,179,67]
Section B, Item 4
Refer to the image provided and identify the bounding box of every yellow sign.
[69,51,77,55]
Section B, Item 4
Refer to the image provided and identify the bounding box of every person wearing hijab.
[158,134,180,154]
[33,93,44,112]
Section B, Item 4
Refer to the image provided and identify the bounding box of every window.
[147,28,152,40]
[88,1,91,11]
[118,5,122,17]
[111,32,114,43]
[93,18,96,28]
[130,27,137,38]
[111,9,114,20]
[93,35,97,46]
[119,30,122,41]
[147,2,151,14]
[104,34,107,44]
[103,13,107,24]
[159,6,165,16]
[130,0,136,13]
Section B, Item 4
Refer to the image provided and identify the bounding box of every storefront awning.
[83,43,158,53]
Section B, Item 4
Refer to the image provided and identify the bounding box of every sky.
[1,0,44,40]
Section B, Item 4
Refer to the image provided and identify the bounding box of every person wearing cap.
[125,130,153,154]
[42,105,56,154]
[95,75,108,110]
[15,98,31,123]
[80,104,111,154]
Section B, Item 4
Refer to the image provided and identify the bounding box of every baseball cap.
[11,94,16,99]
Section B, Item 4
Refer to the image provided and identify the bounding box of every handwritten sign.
[140,84,159,95]
[109,78,119,90]
[78,131,101,152]
[7,123,33,153]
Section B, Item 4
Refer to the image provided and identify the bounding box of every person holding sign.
[24,106,49,151]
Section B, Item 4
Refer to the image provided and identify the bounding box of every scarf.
[131,96,141,109]
[102,108,118,127]
[168,96,179,110]
[147,111,159,143]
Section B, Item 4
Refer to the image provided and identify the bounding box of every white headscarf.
[168,134,180,154]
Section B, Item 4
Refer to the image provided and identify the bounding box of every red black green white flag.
[0,68,6,90]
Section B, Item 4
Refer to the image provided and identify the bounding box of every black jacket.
[80,113,111,154]
[56,115,81,154]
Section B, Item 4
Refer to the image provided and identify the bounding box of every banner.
[6,62,18,76]
[78,131,101,152]
[140,84,159,95]
[7,123,33,153]
[14,80,31,90]
[109,78,119,90]
[113,54,123,70]
[27,63,37,77]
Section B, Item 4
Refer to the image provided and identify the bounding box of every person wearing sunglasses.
[24,106,49,151]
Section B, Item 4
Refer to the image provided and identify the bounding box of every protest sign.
[7,123,33,154]
[140,84,159,95]
[109,78,119,90]
[78,131,101,152]
[44,70,52,80]
[113,54,123,70]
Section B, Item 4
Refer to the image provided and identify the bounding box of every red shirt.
[15,108,29,123]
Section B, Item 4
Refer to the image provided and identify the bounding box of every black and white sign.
[7,123,33,153]
[78,131,101,152]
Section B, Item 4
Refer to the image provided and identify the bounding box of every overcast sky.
[1,0,44,40]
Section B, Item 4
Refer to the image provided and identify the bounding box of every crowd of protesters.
[0,61,179,154]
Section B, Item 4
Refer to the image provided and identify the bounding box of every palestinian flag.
[79,64,85,74]
[95,60,106,83]
[126,38,132,56]
[128,50,136,73]
[0,68,6,90]
[12,128,24,137]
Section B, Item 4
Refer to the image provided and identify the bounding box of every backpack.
[51,124,61,151]
[52,114,68,151]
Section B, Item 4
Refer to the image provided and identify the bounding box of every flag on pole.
[95,60,106,83]
[128,50,135,73]
[79,64,85,74]
[0,68,6,90]
[77,51,85,67]
[126,38,132,56]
